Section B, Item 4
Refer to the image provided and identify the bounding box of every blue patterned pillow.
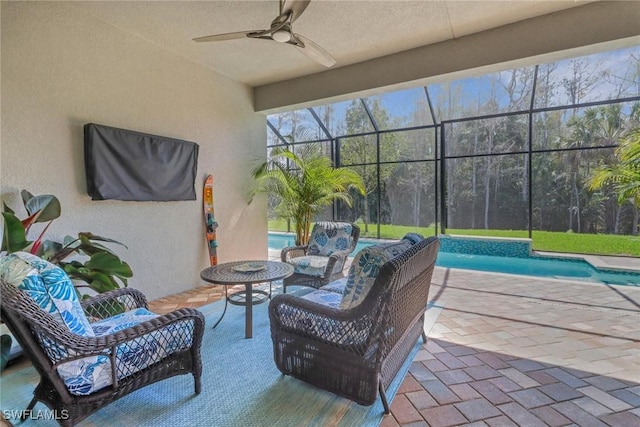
[402,233,425,245]
[340,240,413,309]
[307,222,355,257]
[0,252,95,337]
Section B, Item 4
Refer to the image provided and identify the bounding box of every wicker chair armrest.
[81,288,148,320]
[35,308,205,364]
[91,308,205,349]
[269,294,374,352]
[281,245,308,262]
[324,252,351,273]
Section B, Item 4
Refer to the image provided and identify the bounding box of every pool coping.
[535,251,640,273]
[433,265,638,287]
[268,232,640,274]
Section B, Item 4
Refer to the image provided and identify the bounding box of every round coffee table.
[200,260,293,338]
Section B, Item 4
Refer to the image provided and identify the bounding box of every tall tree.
[590,127,640,235]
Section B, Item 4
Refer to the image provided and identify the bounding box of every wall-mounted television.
[84,123,199,201]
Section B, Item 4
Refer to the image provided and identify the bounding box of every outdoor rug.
[0,285,423,427]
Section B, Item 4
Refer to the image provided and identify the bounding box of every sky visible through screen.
[268,45,639,141]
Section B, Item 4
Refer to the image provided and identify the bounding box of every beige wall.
[1,2,267,300]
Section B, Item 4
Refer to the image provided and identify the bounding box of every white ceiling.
[67,0,596,87]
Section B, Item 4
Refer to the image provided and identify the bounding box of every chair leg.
[22,397,37,420]
[378,380,390,414]
[194,373,201,395]
[212,287,229,329]
[422,330,428,343]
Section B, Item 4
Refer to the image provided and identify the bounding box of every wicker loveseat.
[281,221,360,293]
[0,252,205,426]
[269,234,439,413]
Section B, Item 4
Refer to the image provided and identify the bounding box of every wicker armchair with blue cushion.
[269,234,438,413]
[0,252,205,427]
[281,221,360,293]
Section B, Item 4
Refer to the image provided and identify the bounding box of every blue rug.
[0,285,422,427]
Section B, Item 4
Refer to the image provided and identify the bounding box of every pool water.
[268,232,640,286]
[268,232,380,254]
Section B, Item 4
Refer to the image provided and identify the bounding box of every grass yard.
[268,219,640,257]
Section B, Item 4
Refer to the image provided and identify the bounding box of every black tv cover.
[84,123,199,201]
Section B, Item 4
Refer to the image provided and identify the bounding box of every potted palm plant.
[251,146,365,246]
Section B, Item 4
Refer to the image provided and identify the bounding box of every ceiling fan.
[193,0,336,68]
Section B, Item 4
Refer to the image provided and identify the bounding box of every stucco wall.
[1,1,267,300]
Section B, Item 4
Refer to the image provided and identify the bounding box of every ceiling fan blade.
[281,0,311,23]
[293,34,336,67]
[193,30,263,43]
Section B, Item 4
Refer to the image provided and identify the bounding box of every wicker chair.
[270,236,439,414]
[281,221,360,293]
[0,252,205,427]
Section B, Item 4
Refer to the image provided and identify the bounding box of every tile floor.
[148,266,640,427]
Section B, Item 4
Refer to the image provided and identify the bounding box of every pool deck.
[536,251,640,273]
[147,255,640,426]
[383,266,640,426]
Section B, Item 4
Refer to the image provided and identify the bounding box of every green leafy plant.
[251,146,365,246]
[589,128,640,236]
[590,128,640,207]
[1,190,133,294]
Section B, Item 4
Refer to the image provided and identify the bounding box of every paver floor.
[149,266,640,426]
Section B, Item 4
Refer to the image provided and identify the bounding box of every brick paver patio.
[382,268,640,426]
[150,266,640,426]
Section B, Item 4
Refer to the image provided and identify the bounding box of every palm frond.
[249,147,365,243]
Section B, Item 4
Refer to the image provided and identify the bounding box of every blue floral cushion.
[90,307,158,336]
[301,289,343,308]
[289,255,330,277]
[401,233,425,245]
[56,308,194,395]
[307,222,354,257]
[340,240,414,309]
[319,277,347,294]
[0,252,95,337]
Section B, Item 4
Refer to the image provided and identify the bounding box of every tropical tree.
[251,146,365,246]
[590,128,640,234]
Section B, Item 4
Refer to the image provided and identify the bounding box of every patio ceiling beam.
[254,1,640,113]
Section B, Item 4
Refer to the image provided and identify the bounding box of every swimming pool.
[268,232,640,286]
[268,232,381,254]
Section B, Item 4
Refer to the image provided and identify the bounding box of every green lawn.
[268,219,640,257]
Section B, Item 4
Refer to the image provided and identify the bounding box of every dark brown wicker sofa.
[0,252,204,427]
[269,235,439,413]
